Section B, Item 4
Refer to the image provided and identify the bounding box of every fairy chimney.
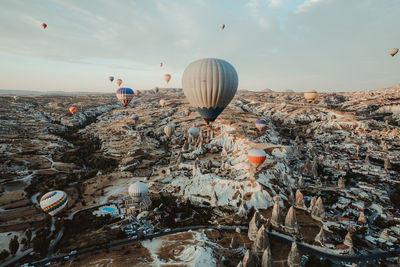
[253,225,270,253]
[285,206,299,233]
[384,158,391,171]
[271,197,283,226]
[344,232,353,247]
[248,212,259,241]
[309,197,316,210]
[357,212,367,224]
[242,250,256,267]
[230,236,239,249]
[261,247,273,267]
[314,227,326,243]
[287,242,301,267]
[311,197,325,219]
[295,189,305,208]
[338,177,345,189]
[380,228,390,242]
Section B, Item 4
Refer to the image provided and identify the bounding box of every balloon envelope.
[153,87,159,94]
[41,23,47,29]
[160,62,163,67]
[116,88,134,107]
[159,99,166,107]
[69,107,77,115]
[182,58,238,124]
[389,48,399,57]
[255,119,267,132]
[132,114,139,121]
[164,124,175,137]
[116,79,123,87]
[248,149,267,168]
[220,24,225,30]
[164,74,171,84]
[40,190,68,216]
[109,76,114,82]
[134,90,141,96]
[304,90,317,102]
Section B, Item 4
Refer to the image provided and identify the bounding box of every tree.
[32,236,50,257]
[0,250,9,261]
[9,236,19,256]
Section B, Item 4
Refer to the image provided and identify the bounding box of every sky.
[0,0,399,93]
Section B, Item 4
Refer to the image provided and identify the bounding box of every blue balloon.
[116,88,134,107]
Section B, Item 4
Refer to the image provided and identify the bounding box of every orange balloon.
[41,23,47,29]
[69,107,77,115]
[248,149,267,168]
[160,62,163,67]
[116,79,122,87]
[164,74,171,84]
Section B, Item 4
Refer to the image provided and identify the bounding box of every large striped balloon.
[248,149,267,168]
[182,58,238,124]
[40,190,68,216]
[164,124,175,138]
[116,88,134,107]
[304,90,317,102]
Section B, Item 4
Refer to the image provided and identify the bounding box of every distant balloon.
[153,87,159,94]
[304,90,317,102]
[255,119,267,132]
[182,58,238,124]
[160,62,163,67]
[164,124,175,138]
[116,79,123,87]
[159,99,166,107]
[69,107,77,115]
[164,74,171,84]
[40,190,68,216]
[389,48,399,57]
[134,90,141,96]
[188,126,200,138]
[131,114,139,124]
[220,24,225,30]
[248,149,267,168]
[41,23,47,29]
[116,88,134,107]
[109,76,114,82]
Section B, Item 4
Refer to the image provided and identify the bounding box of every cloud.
[269,0,283,8]
[295,0,326,13]
[245,0,273,28]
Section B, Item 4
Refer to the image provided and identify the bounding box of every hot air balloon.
[255,119,267,132]
[40,190,68,216]
[188,127,200,138]
[304,90,317,102]
[69,107,77,115]
[116,79,123,87]
[109,76,114,82]
[164,124,175,138]
[132,114,139,124]
[182,58,238,125]
[248,149,267,168]
[220,24,225,30]
[159,99,166,107]
[134,90,141,96]
[41,23,47,29]
[164,74,171,84]
[116,88,134,107]
[153,87,159,94]
[185,108,191,116]
[160,62,163,67]
[389,48,399,57]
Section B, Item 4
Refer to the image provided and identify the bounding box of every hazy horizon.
[1,0,399,93]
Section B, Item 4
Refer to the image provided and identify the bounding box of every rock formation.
[344,232,353,247]
[309,197,316,210]
[287,242,301,267]
[338,177,345,189]
[284,206,298,233]
[314,227,326,244]
[384,158,391,171]
[261,247,273,267]
[271,196,283,226]
[253,225,270,253]
[230,236,239,249]
[248,212,259,241]
[357,212,367,224]
[311,197,325,219]
[237,261,243,267]
[242,249,256,267]
[295,189,305,208]
[380,228,390,242]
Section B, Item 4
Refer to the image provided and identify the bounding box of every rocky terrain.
[0,85,400,266]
